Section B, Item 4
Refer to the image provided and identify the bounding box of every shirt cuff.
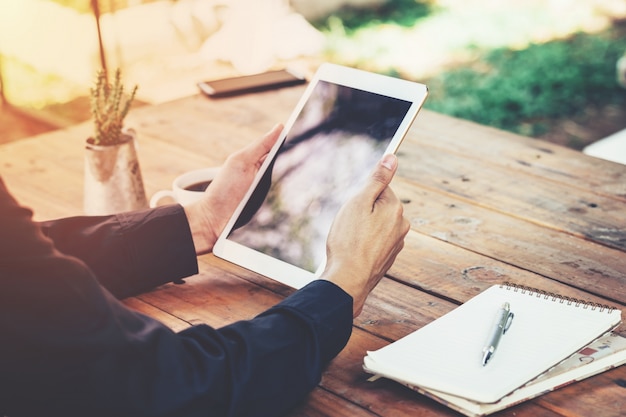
[114,204,198,297]
[262,280,354,363]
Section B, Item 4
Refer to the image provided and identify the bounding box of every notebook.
[363,283,622,406]
[391,332,626,417]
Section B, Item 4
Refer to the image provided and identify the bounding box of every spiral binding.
[500,282,617,313]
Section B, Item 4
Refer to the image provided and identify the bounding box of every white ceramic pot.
[84,129,148,215]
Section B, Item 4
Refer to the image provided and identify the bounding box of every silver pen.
[482,302,514,366]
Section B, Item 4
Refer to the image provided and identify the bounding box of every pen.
[482,302,514,366]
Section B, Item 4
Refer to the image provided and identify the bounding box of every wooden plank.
[204,252,458,341]
[125,88,302,154]
[0,123,226,219]
[409,110,626,201]
[534,366,626,417]
[387,232,625,335]
[290,388,381,417]
[0,129,86,218]
[396,143,626,252]
[391,177,626,304]
[122,297,191,333]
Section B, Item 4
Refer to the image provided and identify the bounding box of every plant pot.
[84,129,148,215]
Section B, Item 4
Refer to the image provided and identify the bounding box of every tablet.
[213,63,428,289]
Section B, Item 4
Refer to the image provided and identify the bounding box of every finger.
[363,153,398,201]
[236,124,283,164]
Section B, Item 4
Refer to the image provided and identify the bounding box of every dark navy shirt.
[0,178,353,417]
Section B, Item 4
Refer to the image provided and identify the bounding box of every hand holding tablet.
[213,63,428,289]
[322,153,411,317]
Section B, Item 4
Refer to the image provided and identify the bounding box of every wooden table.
[1,84,625,417]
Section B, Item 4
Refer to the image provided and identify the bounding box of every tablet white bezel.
[213,63,428,289]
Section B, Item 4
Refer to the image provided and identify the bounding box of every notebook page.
[365,285,621,403]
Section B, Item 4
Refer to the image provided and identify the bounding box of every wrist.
[183,202,215,255]
[320,266,362,317]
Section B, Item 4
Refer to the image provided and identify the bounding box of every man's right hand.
[321,154,410,317]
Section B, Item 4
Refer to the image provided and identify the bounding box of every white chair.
[583,128,626,165]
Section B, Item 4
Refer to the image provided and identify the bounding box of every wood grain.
[2,86,625,417]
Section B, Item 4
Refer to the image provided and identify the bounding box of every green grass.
[423,27,626,138]
[313,1,626,146]
[312,0,434,32]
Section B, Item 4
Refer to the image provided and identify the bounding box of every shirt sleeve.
[39,204,199,299]
[0,178,354,417]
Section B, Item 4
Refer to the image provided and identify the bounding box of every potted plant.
[83,68,148,215]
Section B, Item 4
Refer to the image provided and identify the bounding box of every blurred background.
[1,0,625,149]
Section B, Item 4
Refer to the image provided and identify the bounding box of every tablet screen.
[227,80,412,272]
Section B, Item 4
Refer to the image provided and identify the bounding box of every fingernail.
[381,154,395,170]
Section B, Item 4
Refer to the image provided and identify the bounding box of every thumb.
[235,124,282,166]
[365,153,398,200]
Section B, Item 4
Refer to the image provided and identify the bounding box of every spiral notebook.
[363,283,622,405]
[405,332,626,417]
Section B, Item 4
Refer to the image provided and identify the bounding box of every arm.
[39,205,198,299]
[0,177,351,417]
[1,129,407,417]
[39,124,284,298]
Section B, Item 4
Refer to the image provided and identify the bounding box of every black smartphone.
[197,68,306,98]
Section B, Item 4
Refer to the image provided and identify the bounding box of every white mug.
[150,167,219,207]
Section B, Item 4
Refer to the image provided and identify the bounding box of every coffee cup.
[150,167,219,207]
